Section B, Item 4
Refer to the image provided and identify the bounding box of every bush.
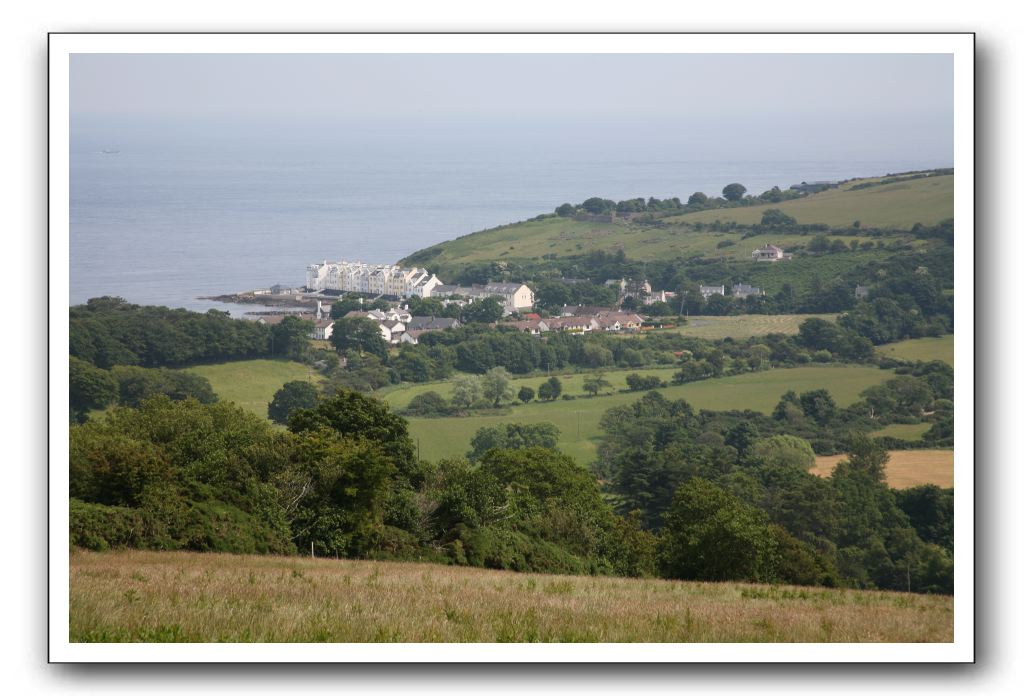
[405,391,451,417]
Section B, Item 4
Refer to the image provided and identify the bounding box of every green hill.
[400,172,952,274]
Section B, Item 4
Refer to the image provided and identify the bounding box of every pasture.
[389,365,890,464]
[652,313,838,340]
[871,422,931,441]
[70,550,953,643]
[667,174,953,229]
[877,335,954,366]
[811,449,954,489]
[181,359,321,418]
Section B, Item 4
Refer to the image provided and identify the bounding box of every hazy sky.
[70,53,953,162]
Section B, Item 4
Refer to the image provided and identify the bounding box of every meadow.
[69,550,953,643]
[667,174,954,229]
[402,173,950,269]
[649,313,837,340]
[812,449,954,489]
[877,335,954,366]
[386,365,890,464]
[182,359,321,418]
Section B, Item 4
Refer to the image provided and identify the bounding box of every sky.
[70,53,954,162]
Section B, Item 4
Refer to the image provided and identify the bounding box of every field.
[69,550,953,643]
[812,449,954,489]
[651,313,837,340]
[871,422,931,441]
[878,335,954,366]
[667,174,954,229]
[384,365,890,463]
[400,173,950,270]
[181,359,321,417]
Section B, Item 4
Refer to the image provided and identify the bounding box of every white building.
[699,285,725,298]
[305,260,443,298]
[432,282,534,313]
[752,244,786,262]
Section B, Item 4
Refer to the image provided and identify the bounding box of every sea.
[70,143,949,317]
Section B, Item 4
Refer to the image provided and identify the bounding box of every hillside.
[70,550,953,642]
[400,172,952,275]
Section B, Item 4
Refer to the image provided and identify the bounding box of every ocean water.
[70,144,947,315]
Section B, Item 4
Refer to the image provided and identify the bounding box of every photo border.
[49,31,975,664]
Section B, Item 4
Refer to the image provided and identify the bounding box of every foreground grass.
[812,449,954,489]
[181,359,321,418]
[70,550,953,643]
[878,335,954,367]
[390,365,889,463]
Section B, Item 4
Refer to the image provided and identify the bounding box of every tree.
[555,203,575,217]
[537,376,563,401]
[760,208,797,227]
[450,374,485,410]
[687,192,708,207]
[581,197,615,214]
[751,435,816,471]
[517,386,535,403]
[405,391,450,416]
[268,380,320,425]
[329,317,388,359]
[799,389,838,425]
[467,423,561,461]
[69,356,118,422]
[722,183,747,202]
[287,389,417,480]
[460,297,504,324]
[270,315,314,360]
[582,372,612,396]
[581,344,614,368]
[724,422,760,460]
[658,478,778,582]
[481,366,515,407]
[328,296,365,319]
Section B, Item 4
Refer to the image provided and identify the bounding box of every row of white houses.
[305,261,443,298]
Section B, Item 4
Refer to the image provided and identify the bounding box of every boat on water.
[100,149,120,154]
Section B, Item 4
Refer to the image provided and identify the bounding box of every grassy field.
[69,550,953,643]
[401,173,950,269]
[668,174,953,229]
[871,422,931,441]
[385,365,889,464]
[878,335,954,366]
[181,359,321,418]
[651,313,837,340]
[812,449,954,489]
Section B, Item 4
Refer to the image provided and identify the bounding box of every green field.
[401,173,951,270]
[386,365,889,464]
[668,174,953,229]
[871,422,931,441]
[70,550,953,643]
[878,335,954,366]
[650,313,837,340]
[181,359,321,418]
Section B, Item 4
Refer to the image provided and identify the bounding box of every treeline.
[70,388,952,593]
[69,356,217,423]
[70,297,273,368]
[70,393,655,578]
[596,390,953,593]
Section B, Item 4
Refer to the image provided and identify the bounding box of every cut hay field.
[181,359,321,418]
[667,174,953,229]
[812,449,954,489]
[69,550,953,643]
[387,365,889,464]
[878,335,954,366]
[650,313,837,340]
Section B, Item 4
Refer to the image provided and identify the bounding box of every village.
[241,245,799,346]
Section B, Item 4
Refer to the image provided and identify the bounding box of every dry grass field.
[69,550,953,643]
[812,450,954,489]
